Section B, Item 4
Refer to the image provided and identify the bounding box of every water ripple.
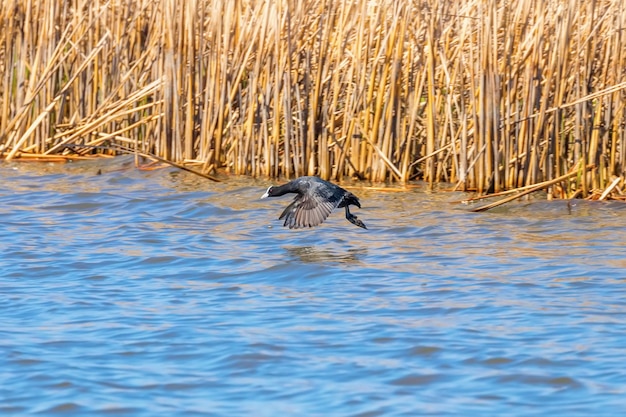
[1,160,626,416]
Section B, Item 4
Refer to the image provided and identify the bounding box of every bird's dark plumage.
[261,176,367,229]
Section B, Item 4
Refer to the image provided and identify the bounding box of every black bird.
[261,176,367,229]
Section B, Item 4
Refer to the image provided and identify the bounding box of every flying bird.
[261,176,367,229]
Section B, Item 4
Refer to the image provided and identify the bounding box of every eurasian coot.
[261,176,367,229]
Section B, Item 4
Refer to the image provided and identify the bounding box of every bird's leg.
[345,206,367,229]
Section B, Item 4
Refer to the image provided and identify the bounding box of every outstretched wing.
[278,188,340,229]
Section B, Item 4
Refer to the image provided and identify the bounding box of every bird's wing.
[279,191,339,229]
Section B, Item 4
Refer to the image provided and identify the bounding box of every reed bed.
[1,0,626,198]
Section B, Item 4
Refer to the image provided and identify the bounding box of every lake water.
[1,157,626,416]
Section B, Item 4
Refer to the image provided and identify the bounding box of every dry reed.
[1,0,625,199]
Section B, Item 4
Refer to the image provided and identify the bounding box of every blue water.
[1,157,626,416]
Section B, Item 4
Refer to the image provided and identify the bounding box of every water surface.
[1,158,626,416]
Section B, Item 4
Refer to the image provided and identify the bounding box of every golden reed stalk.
[1,0,625,198]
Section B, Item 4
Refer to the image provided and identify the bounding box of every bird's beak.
[261,191,269,199]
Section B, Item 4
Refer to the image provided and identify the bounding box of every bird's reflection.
[284,246,366,264]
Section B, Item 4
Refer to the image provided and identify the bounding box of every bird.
[261,176,367,229]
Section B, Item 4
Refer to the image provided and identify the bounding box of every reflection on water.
[284,246,366,264]
[1,157,626,416]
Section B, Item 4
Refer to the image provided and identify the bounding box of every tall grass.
[1,0,625,197]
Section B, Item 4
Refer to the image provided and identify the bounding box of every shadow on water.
[283,245,367,265]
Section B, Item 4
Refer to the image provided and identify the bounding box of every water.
[1,157,626,416]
